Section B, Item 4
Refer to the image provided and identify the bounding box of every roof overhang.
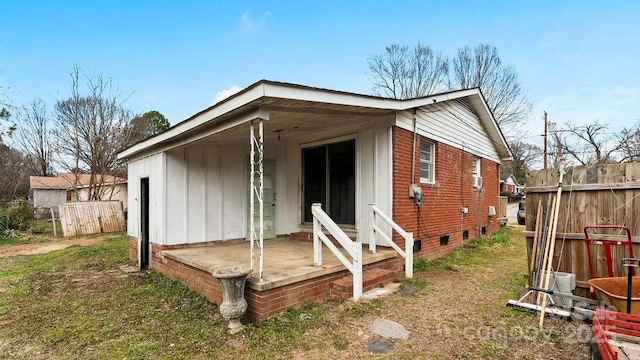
[118,80,511,161]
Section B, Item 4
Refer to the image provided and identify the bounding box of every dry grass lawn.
[0,227,591,359]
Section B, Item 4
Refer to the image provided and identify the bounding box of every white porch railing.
[311,203,363,300]
[369,203,414,278]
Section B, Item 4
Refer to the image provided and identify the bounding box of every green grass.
[0,234,233,359]
[0,227,570,359]
[418,227,517,272]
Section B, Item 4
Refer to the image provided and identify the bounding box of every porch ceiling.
[189,100,395,147]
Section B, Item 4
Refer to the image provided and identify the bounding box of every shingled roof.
[29,173,127,190]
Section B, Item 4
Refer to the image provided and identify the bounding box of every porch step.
[289,232,313,242]
[329,268,396,300]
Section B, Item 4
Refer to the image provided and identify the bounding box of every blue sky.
[1,1,639,143]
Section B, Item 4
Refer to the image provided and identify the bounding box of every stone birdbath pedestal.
[212,266,252,333]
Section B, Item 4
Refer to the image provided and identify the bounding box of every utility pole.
[543,111,548,170]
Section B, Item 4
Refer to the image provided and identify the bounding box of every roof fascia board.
[118,81,488,160]
[133,107,270,157]
[263,82,479,110]
[118,84,266,159]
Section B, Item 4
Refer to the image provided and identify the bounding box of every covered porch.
[152,236,401,322]
[121,81,414,321]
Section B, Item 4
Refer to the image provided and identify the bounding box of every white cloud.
[212,85,243,105]
[240,10,271,32]
[240,11,253,32]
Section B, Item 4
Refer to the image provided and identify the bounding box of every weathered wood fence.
[524,163,640,296]
[58,201,126,237]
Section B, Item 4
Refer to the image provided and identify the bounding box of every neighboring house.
[68,174,129,211]
[29,176,68,209]
[500,173,522,195]
[29,173,128,210]
[118,80,511,321]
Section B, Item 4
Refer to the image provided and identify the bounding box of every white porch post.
[369,204,376,254]
[249,120,265,282]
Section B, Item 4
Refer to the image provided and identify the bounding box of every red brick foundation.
[128,237,401,323]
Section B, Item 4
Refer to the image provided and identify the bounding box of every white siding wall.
[358,128,393,242]
[277,121,393,242]
[164,144,247,245]
[33,189,67,208]
[396,101,501,163]
[127,152,165,245]
[127,120,393,246]
[71,184,128,210]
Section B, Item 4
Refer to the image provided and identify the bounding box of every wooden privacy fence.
[498,196,508,217]
[524,162,640,296]
[58,201,126,237]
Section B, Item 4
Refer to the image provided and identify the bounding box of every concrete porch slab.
[163,238,397,291]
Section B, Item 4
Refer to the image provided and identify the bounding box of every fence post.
[50,207,57,237]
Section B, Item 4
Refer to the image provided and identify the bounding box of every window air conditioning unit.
[473,176,483,188]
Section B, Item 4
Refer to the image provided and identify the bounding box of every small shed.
[29,176,68,209]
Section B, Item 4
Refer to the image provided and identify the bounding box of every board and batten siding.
[165,144,247,245]
[395,100,501,164]
[128,121,394,246]
[127,152,165,246]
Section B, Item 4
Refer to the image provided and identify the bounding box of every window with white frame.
[472,157,482,188]
[419,139,435,183]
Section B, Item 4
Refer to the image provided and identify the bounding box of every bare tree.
[53,66,134,201]
[368,43,530,139]
[502,141,542,184]
[617,122,640,163]
[447,44,531,132]
[14,99,54,176]
[559,121,624,166]
[368,43,448,99]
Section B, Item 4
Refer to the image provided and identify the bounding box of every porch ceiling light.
[273,129,283,144]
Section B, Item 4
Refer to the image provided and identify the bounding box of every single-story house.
[117,80,511,322]
[500,172,522,196]
[29,176,68,209]
[29,173,128,211]
[67,174,129,211]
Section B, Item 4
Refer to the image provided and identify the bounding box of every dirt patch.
[0,237,106,257]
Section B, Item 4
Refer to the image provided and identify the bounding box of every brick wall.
[128,237,399,323]
[128,236,137,261]
[392,127,501,260]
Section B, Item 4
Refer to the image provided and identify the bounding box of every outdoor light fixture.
[273,129,283,144]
